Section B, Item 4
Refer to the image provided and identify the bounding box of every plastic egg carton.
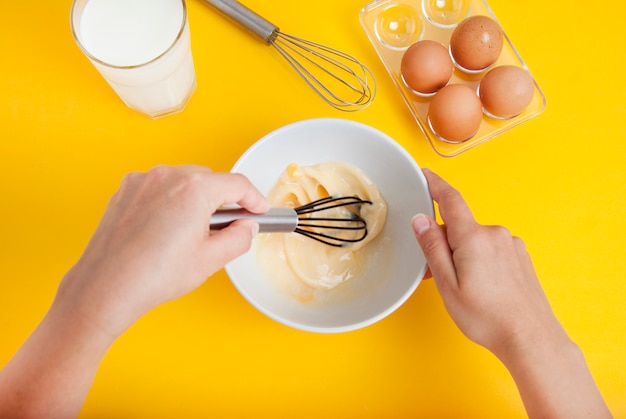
[360,0,546,157]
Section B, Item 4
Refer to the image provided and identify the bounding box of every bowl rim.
[226,117,434,333]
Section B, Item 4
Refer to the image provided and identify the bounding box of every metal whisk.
[210,196,373,247]
[202,0,376,111]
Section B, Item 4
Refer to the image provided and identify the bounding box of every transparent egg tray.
[360,0,546,157]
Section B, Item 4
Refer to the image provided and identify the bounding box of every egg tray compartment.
[359,0,546,157]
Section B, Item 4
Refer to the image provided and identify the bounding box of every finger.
[412,213,459,289]
[205,172,270,214]
[109,171,144,205]
[422,168,478,247]
[203,219,260,272]
[176,164,213,174]
[513,236,538,278]
[422,169,476,226]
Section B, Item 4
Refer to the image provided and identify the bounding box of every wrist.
[492,327,612,419]
[0,292,118,418]
[488,312,573,369]
[54,265,137,342]
[47,291,119,352]
[497,330,579,377]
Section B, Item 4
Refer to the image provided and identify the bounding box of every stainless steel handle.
[202,0,278,43]
[211,207,298,233]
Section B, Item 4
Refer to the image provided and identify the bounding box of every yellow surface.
[1,0,624,417]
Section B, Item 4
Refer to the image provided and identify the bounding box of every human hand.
[0,165,270,418]
[57,165,269,338]
[411,168,566,359]
[412,169,612,418]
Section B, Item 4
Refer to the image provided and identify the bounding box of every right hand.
[411,168,567,359]
[411,169,613,419]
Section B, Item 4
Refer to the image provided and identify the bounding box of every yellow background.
[1,0,624,417]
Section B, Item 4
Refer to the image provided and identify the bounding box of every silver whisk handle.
[211,207,297,233]
[202,0,278,43]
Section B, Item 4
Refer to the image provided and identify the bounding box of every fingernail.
[412,214,431,235]
[250,221,260,237]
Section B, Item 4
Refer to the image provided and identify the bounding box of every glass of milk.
[71,0,197,119]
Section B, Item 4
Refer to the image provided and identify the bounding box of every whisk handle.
[202,0,278,43]
[211,207,297,233]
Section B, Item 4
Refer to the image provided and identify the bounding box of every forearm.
[500,335,612,419]
[0,299,115,418]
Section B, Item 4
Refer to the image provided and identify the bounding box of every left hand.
[56,165,269,338]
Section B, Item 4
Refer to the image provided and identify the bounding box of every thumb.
[204,219,260,274]
[412,213,458,289]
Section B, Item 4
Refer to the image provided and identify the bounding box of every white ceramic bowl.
[226,118,434,333]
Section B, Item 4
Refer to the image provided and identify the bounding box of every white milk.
[72,0,196,118]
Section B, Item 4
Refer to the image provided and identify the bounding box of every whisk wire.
[294,196,372,247]
[275,33,371,96]
[295,196,371,213]
[270,32,375,111]
[272,42,350,105]
[210,196,373,247]
[294,227,368,247]
[203,0,376,111]
[298,218,366,230]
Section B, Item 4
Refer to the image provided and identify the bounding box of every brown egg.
[400,40,453,94]
[479,65,535,119]
[450,15,503,71]
[428,84,483,142]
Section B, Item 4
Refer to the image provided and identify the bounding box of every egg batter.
[256,162,387,302]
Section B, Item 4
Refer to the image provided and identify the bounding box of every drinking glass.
[70,0,197,118]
